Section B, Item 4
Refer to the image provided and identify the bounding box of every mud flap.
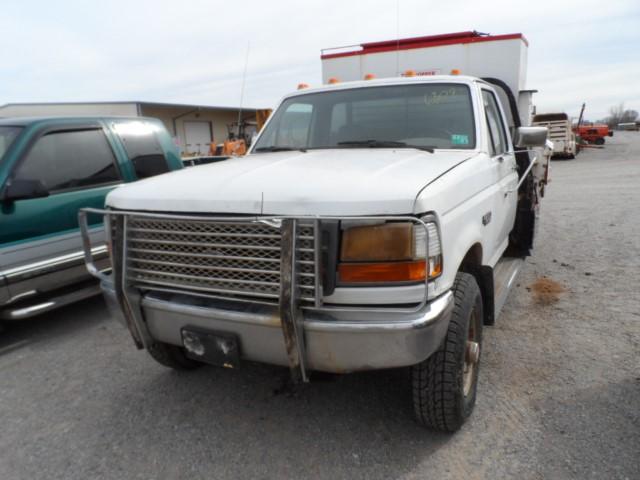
[509,141,551,256]
[508,167,537,257]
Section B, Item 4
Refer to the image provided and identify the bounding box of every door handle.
[496,156,504,163]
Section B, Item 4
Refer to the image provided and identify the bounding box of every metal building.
[0,101,259,155]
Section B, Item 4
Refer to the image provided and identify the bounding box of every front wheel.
[147,342,203,370]
[411,272,483,432]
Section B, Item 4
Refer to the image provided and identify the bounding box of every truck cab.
[81,32,550,431]
[0,117,182,321]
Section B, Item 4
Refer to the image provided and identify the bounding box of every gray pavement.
[1,133,639,480]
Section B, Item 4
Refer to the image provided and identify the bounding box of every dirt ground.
[0,133,638,480]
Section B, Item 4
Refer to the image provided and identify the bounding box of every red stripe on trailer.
[321,32,528,60]
[361,31,481,49]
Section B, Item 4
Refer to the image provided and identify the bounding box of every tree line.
[597,103,638,127]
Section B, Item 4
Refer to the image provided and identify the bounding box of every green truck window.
[0,126,23,160]
[114,121,170,179]
[14,129,120,191]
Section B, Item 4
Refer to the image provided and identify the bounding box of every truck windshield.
[0,126,23,161]
[254,83,476,152]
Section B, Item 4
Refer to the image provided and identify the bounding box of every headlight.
[338,221,442,284]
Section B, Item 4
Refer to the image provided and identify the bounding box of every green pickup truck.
[0,116,182,321]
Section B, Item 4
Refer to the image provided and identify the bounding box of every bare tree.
[605,103,639,127]
[622,109,638,123]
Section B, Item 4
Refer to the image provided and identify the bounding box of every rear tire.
[411,272,483,432]
[595,137,605,145]
[147,342,202,370]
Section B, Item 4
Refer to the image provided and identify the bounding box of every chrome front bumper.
[102,280,453,373]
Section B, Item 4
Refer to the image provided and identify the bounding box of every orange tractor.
[574,103,613,146]
[576,125,613,145]
[210,109,272,156]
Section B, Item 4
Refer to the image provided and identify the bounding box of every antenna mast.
[237,42,251,138]
[395,0,400,76]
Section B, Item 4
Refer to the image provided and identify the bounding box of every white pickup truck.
[81,32,550,431]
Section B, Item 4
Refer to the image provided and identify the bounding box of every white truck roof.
[284,74,481,98]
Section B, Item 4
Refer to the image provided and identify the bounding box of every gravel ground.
[1,133,638,480]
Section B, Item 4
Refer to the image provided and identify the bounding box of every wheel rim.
[463,308,480,397]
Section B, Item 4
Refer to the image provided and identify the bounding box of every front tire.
[147,342,202,370]
[411,272,483,432]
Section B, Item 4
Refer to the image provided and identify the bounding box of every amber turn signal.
[339,261,427,283]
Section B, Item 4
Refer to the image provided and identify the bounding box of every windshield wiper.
[254,146,307,153]
[337,140,434,153]
[338,140,405,148]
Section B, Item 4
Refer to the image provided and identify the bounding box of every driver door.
[481,89,518,255]
[0,124,123,301]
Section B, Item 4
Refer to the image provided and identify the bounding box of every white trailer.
[532,113,577,158]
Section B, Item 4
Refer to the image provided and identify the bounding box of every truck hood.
[107,149,474,215]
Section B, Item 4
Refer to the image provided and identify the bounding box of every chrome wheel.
[463,308,480,397]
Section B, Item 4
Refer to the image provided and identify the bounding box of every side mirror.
[515,126,548,148]
[1,179,50,202]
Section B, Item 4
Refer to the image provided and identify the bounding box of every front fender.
[438,217,485,295]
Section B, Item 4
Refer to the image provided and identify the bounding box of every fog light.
[182,331,205,356]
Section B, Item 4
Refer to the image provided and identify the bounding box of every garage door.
[184,121,212,155]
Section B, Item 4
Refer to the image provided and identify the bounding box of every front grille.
[123,215,317,304]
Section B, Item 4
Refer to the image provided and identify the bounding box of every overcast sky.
[1,0,638,121]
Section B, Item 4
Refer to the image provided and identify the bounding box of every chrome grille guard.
[79,208,434,382]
